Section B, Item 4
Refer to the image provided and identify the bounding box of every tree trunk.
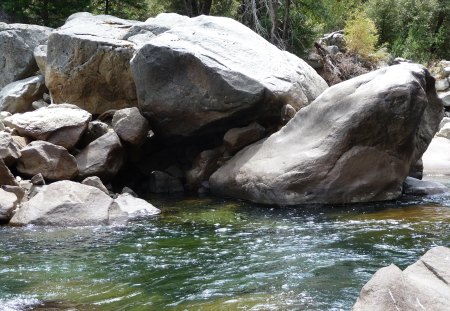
[105,0,110,15]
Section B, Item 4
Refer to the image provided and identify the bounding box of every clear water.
[1,193,450,310]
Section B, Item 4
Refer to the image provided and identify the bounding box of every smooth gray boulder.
[0,189,18,223]
[45,13,140,114]
[0,75,46,113]
[16,141,78,181]
[353,246,450,311]
[112,107,150,145]
[0,23,53,89]
[78,120,111,148]
[9,180,114,226]
[76,131,124,181]
[3,104,91,149]
[403,177,448,196]
[210,64,443,205]
[0,132,21,166]
[131,15,327,139]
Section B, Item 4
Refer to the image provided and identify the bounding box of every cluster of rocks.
[0,13,329,226]
[0,11,446,225]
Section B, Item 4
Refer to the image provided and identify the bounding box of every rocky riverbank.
[0,12,446,226]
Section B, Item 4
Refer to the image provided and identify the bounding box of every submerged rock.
[353,246,450,310]
[210,64,443,205]
[131,14,327,139]
[110,193,160,224]
[403,177,448,196]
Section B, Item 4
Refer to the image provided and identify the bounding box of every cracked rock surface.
[353,246,450,311]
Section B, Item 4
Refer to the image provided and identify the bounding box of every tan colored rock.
[45,14,139,114]
[16,140,78,181]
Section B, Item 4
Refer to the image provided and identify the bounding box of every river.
[1,185,450,310]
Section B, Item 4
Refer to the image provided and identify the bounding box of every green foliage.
[344,10,379,58]
[367,0,450,62]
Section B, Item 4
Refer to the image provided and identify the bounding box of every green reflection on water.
[0,195,450,310]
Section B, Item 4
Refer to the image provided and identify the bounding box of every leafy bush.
[344,10,379,58]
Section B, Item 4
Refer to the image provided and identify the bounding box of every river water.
[1,189,450,310]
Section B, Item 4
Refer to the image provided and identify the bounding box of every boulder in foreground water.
[9,180,113,226]
[210,64,443,205]
[353,246,450,311]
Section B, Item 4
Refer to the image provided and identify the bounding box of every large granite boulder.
[9,180,114,226]
[16,141,78,181]
[0,23,53,89]
[3,104,91,149]
[210,64,443,205]
[131,15,327,139]
[45,13,141,114]
[0,75,46,113]
[75,131,124,181]
[353,246,450,310]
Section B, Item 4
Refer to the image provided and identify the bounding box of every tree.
[344,9,379,58]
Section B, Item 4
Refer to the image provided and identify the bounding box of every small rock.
[0,131,21,166]
[78,120,111,148]
[281,104,297,124]
[110,193,160,224]
[0,159,18,186]
[436,78,450,92]
[31,99,49,110]
[81,176,109,195]
[34,44,47,74]
[0,189,18,223]
[224,122,265,155]
[76,131,124,181]
[403,176,448,196]
[121,186,137,197]
[112,107,150,145]
[186,148,223,190]
[30,173,45,185]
